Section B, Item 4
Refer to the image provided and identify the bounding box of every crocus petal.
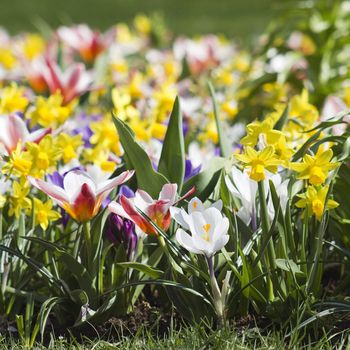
[28,176,69,205]
[176,228,202,255]
[211,235,229,256]
[170,206,190,230]
[188,197,205,214]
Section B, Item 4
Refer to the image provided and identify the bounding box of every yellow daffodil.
[295,185,338,220]
[83,146,117,172]
[235,146,282,182]
[290,149,339,185]
[0,83,29,114]
[21,34,45,60]
[90,117,122,156]
[241,112,284,147]
[2,143,32,178]
[27,91,73,128]
[26,136,61,178]
[0,47,16,69]
[9,180,32,218]
[33,198,60,230]
[55,133,83,163]
[134,14,151,35]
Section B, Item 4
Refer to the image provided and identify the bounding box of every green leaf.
[182,157,227,201]
[275,259,303,275]
[23,237,97,306]
[274,104,289,131]
[208,82,231,158]
[112,114,168,198]
[158,96,185,191]
[116,262,164,279]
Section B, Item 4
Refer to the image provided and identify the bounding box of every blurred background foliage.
[0,0,297,40]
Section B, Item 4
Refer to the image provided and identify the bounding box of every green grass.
[0,0,298,39]
[1,325,350,350]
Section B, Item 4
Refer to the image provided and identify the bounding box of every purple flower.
[105,213,138,260]
[119,185,135,198]
[184,159,201,181]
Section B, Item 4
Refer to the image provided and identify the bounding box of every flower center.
[312,199,324,218]
[37,151,49,170]
[309,166,325,185]
[202,223,211,241]
[250,161,265,182]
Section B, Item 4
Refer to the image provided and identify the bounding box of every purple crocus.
[184,159,201,181]
[105,213,138,260]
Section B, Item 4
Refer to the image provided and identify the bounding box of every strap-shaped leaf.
[182,157,227,201]
[112,113,168,198]
[208,82,231,158]
[158,97,185,191]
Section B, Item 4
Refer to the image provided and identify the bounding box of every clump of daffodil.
[295,185,338,220]
[90,116,122,156]
[199,119,219,144]
[261,82,287,107]
[0,47,16,70]
[55,133,83,163]
[26,135,61,178]
[152,83,177,122]
[240,107,285,147]
[134,14,152,35]
[290,148,339,186]
[33,198,61,230]
[83,145,117,173]
[20,34,46,61]
[2,142,32,178]
[27,91,74,128]
[112,88,140,121]
[8,179,32,218]
[235,146,282,182]
[0,83,29,114]
[283,90,319,143]
[221,100,238,120]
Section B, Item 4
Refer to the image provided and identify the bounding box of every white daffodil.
[225,166,257,226]
[175,207,229,258]
[170,196,222,230]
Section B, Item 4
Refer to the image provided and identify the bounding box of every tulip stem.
[206,256,224,327]
[83,221,92,271]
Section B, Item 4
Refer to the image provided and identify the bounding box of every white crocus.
[175,207,229,258]
[225,166,257,226]
[170,196,222,230]
[0,177,10,208]
[266,174,289,220]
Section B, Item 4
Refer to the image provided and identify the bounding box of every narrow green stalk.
[300,208,309,275]
[82,221,92,271]
[258,181,276,301]
[206,256,224,327]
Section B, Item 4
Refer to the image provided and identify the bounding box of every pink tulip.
[28,169,134,222]
[42,57,93,105]
[0,114,50,154]
[108,184,195,236]
[57,24,114,63]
